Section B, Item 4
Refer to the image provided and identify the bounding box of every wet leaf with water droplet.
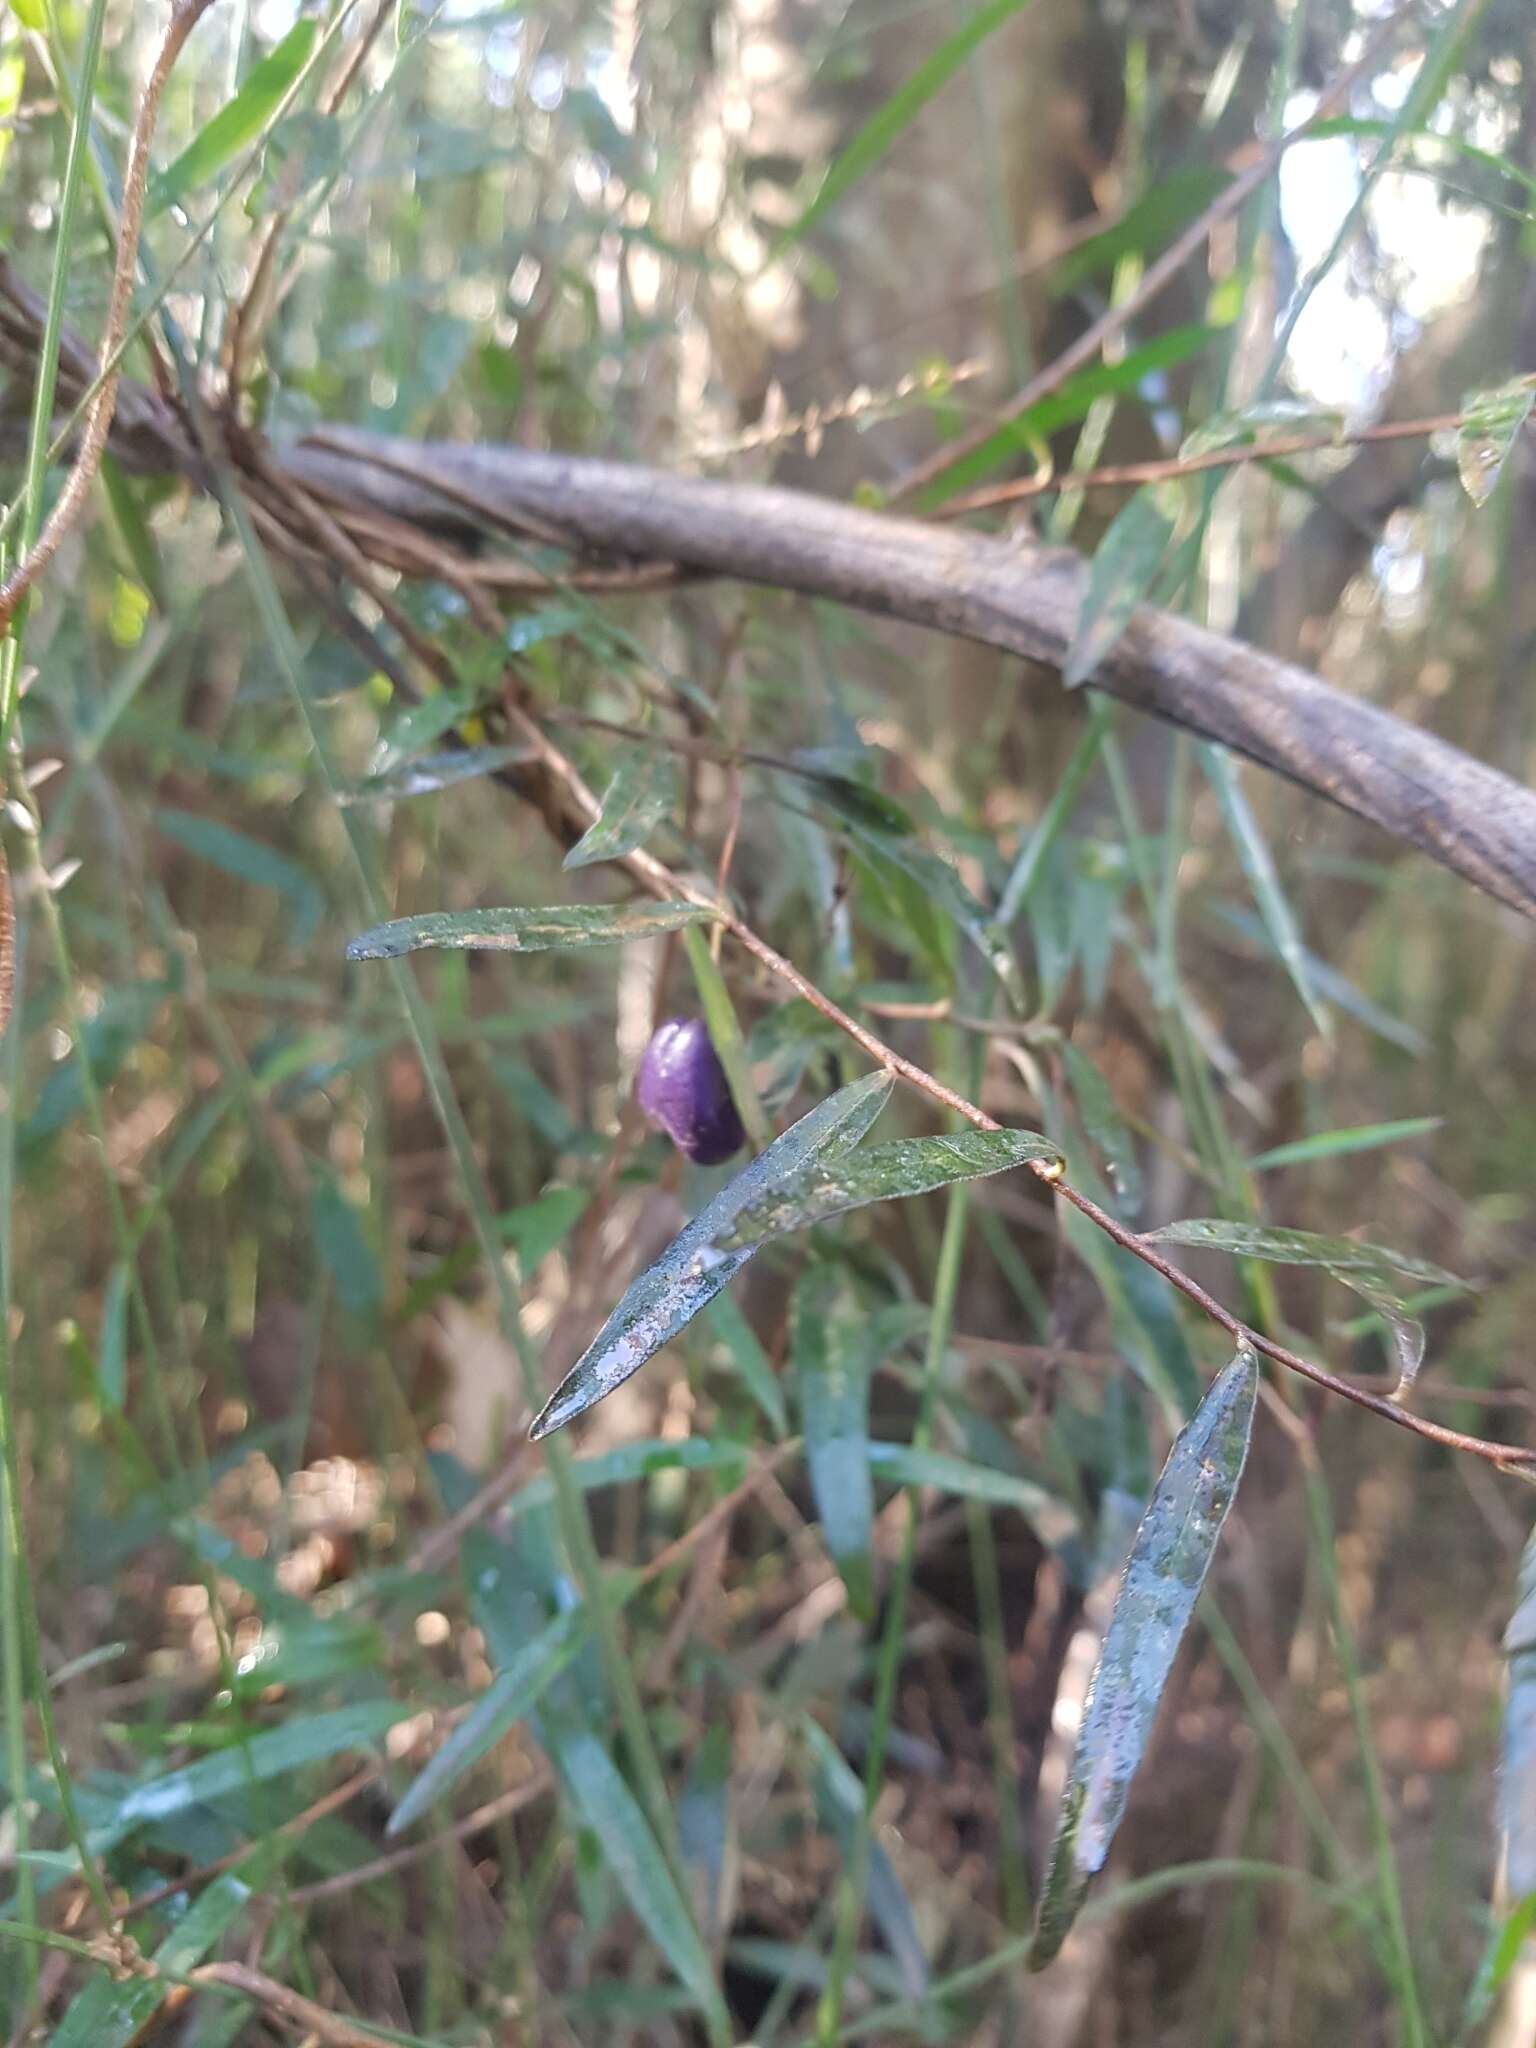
[1029,1347,1258,1968]
[529,1073,893,1438]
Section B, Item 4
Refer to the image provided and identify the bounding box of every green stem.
[223,491,730,2047]
[816,1030,975,2043]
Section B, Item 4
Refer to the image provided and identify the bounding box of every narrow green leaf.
[337,745,532,803]
[9,0,46,28]
[722,1128,1060,1250]
[867,1441,1077,1548]
[564,746,676,869]
[1144,1217,1466,1290]
[53,1856,273,2047]
[557,1727,720,2015]
[1064,485,1178,688]
[805,1719,928,1995]
[374,684,484,765]
[916,325,1220,508]
[1199,744,1328,1038]
[1060,1043,1142,1217]
[97,1262,129,1411]
[1029,1348,1258,1967]
[99,454,168,612]
[705,1290,788,1437]
[506,1437,748,1520]
[150,20,319,216]
[529,1072,893,1438]
[309,1169,382,1321]
[345,900,715,961]
[1306,116,1536,205]
[1048,166,1233,300]
[1247,1117,1442,1171]
[389,1609,586,1835]
[794,1266,876,1622]
[775,0,1036,252]
[157,809,324,946]
[1326,1265,1425,1396]
[683,922,773,1150]
[1457,377,1535,507]
[114,1701,408,1832]
[245,107,341,216]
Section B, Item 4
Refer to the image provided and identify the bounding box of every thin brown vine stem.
[935,407,1484,519]
[885,8,1409,507]
[502,695,1536,1474]
[0,0,221,633]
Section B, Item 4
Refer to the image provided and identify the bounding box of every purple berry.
[636,1018,746,1165]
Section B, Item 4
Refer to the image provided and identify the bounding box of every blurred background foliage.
[2,0,1536,2041]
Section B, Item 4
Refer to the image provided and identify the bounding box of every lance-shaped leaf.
[1029,1347,1258,1969]
[150,20,319,217]
[337,745,532,803]
[389,1607,586,1835]
[557,1727,722,2019]
[1326,1264,1425,1398]
[1064,485,1179,688]
[1144,1218,1466,1291]
[345,900,714,961]
[1502,1524,1536,1901]
[1457,378,1535,508]
[721,1128,1061,1250]
[529,1072,893,1438]
[1060,1043,1142,1217]
[564,745,676,869]
[794,1266,877,1621]
[805,1719,929,1996]
[1198,743,1329,1040]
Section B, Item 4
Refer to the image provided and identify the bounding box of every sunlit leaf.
[1029,1347,1258,1967]
[1144,1217,1466,1291]
[1060,1042,1142,1216]
[1064,485,1179,688]
[1457,378,1535,508]
[529,1072,893,1438]
[775,0,1036,252]
[112,1702,408,1837]
[345,900,715,961]
[722,1128,1059,1250]
[564,745,676,869]
[389,1608,586,1835]
[337,745,531,802]
[150,20,319,217]
[556,1727,720,2016]
[794,1265,876,1621]
[1199,744,1328,1038]
[1247,1117,1442,1171]
[1180,398,1344,460]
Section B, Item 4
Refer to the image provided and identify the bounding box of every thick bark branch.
[285,427,1536,924]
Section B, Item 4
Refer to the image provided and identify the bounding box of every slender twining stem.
[506,702,1535,1474]
[0,0,222,638]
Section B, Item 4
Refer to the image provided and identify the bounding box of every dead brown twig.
[0,0,220,633]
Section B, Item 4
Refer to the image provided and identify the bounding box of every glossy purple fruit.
[636,1018,745,1165]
